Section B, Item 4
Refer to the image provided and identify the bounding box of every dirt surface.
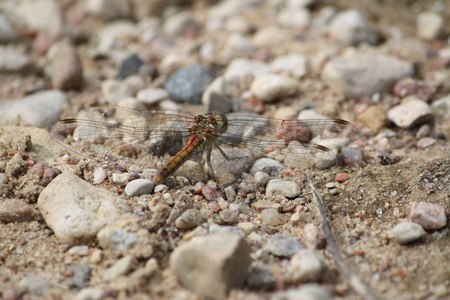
[0,1,449,300]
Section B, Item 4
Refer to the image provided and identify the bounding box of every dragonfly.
[49,107,360,186]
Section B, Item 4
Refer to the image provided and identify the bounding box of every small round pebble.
[388,222,426,244]
[119,53,144,79]
[261,208,288,226]
[417,11,444,40]
[410,202,447,230]
[93,167,107,184]
[335,173,350,183]
[254,171,270,186]
[288,250,326,283]
[250,74,298,102]
[164,64,214,104]
[124,179,154,196]
[112,173,129,187]
[416,137,436,149]
[68,245,89,256]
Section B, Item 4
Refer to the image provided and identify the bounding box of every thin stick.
[306,177,380,300]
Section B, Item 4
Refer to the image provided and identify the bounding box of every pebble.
[252,26,290,47]
[416,137,436,149]
[246,266,276,291]
[335,173,350,183]
[357,105,388,132]
[51,43,84,90]
[271,54,309,79]
[252,200,282,212]
[201,76,233,113]
[68,264,91,288]
[175,209,207,229]
[68,245,89,256]
[220,33,257,61]
[303,223,326,249]
[19,274,52,296]
[393,78,436,102]
[261,208,288,226]
[84,0,132,21]
[209,224,246,237]
[0,173,7,184]
[0,90,67,129]
[93,167,107,184]
[73,287,105,300]
[387,97,434,128]
[266,179,301,198]
[219,209,240,224]
[322,54,413,99]
[37,172,128,245]
[388,222,426,244]
[163,10,198,37]
[170,234,251,299]
[266,234,305,257]
[97,227,139,252]
[288,250,326,283]
[341,146,364,165]
[250,74,298,102]
[254,171,271,186]
[224,15,251,34]
[410,202,447,230]
[0,46,32,72]
[0,14,19,43]
[137,88,169,105]
[93,21,139,57]
[16,0,64,38]
[224,58,271,83]
[201,186,222,201]
[249,158,284,176]
[103,255,135,282]
[173,160,208,183]
[0,198,33,223]
[328,10,378,46]
[112,173,129,186]
[417,11,444,40]
[124,179,154,196]
[118,53,144,79]
[237,222,257,233]
[164,64,214,104]
[283,284,332,300]
[277,7,311,28]
[431,95,450,119]
[416,124,431,138]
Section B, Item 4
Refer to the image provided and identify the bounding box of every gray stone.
[219,209,239,224]
[170,234,251,300]
[51,43,83,90]
[266,234,305,257]
[165,64,214,104]
[387,97,434,128]
[112,173,129,187]
[209,224,246,237]
[97,227,139,252]
[261,208,288,226]
[0,46,32,72]
[125,179,154,196]
[417,11,444,40]
[173,160,208,184]
[254,171,270,186]
[328,10,378,46]
[388,222,426,244]
[175,209,207,229]
[202,76,233,113]
[68,265,91,288]
[252,200,282,212]
[251,74,298,102]
[266,179,301,198]
[410,202,447,230]
[249,158,284,176]
[37,172,128,245]
[0,90,67,129]
[432,95,450,119]
[322,54,413,99]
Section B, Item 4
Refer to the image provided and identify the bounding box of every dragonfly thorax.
[190,113,228,139]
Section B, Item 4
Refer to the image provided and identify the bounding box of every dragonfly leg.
[206,144,220,185]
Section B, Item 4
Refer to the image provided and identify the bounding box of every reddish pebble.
[29,162,48,178]
[201,186,222,201]
[410,202,447,230]
[335,173,350,183]
[0,199,33,222]
[43,167,62,183]
[416,137,436,149]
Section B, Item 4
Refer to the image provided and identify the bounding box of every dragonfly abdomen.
[155,135,206,184]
